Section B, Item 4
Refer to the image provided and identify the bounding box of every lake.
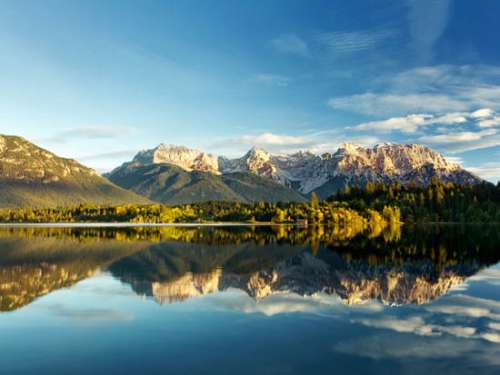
[0,225,499,374]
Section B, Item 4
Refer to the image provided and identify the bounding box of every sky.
[1,0,500,182]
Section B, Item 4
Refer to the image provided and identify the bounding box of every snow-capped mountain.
[110,142,481,199]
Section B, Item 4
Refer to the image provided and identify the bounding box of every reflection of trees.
[0,234,148,311]
[0,224,498,311]
[0,221,401,246]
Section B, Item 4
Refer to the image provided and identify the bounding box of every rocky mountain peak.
[0,134,98,182]
[110,141,481,200]
[131,144,220,174]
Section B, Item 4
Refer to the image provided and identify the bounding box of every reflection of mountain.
[109,226,500,306]
[1,225,499,311]
[118,251,481,306]
[0,232,149,311]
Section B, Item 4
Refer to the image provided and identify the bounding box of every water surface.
[0,225,499,374]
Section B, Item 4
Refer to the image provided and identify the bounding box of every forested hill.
[329,178,500,223]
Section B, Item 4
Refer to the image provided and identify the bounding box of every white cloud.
[478,117,500,128]
[354,114,430,133]
[253,73,291,87]
[467,162,500,182]
[353,110,484,134]
[488,322,500,331]
[270,34,309,57]
[328,65,500,116]
[471,108,495,118]
[429,113,468,125]
[419,129,497,144]
[238,132,308,146]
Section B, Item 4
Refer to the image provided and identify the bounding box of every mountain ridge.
[108,142,481,200]
[0,134,151,208]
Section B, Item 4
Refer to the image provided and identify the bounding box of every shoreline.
[0,222,296,228]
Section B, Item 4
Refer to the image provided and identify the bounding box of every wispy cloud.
[44,126,136,144]
[76,150,138,162]
[329,93,468,115]
[349,107,500,156]
[478,117,500,128]
[316,29,395,56]
[252,73,291,87]
[408,0,451,62]
[466,162,500,182]
[419,129,497,145]
[270,34,309,57]
[353,110,486,134]
[328,65,500,116]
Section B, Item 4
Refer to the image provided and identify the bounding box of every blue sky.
[1,0,500,181]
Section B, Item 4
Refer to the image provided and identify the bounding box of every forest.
[0,179,498,226]
[0,193,400,235]
[331,178,500,223]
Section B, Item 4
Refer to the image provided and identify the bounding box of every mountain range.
[107,142,481,202]
[0,134,482,207]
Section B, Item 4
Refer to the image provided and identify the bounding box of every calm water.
[0,225,499,374]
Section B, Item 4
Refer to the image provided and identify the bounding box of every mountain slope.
[0,135,151,208]
[106,163,305,204]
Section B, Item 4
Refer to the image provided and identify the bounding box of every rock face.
[131,144,220,174]
[110,142,481,200]
[0,134,150,207]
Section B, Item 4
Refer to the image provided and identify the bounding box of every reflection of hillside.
[0,233,149,311]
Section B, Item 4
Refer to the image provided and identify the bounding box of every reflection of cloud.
[354,316,436,335]
[46,303,134,322]
[426,294,500,320]
[203,290,383,317]
[467,266,500,286]
[335,334,500,366]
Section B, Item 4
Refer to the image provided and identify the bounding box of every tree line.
[0,196,401,233]
[329,178,500,223]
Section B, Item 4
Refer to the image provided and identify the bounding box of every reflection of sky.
[0,264,499,374]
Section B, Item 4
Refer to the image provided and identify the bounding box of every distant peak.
[338,142,362,150]
[246,146,270,158]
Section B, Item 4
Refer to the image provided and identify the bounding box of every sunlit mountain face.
[1,225,498,312]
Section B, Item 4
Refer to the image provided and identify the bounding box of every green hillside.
[0,134,151,208]
[106,163,306,204]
